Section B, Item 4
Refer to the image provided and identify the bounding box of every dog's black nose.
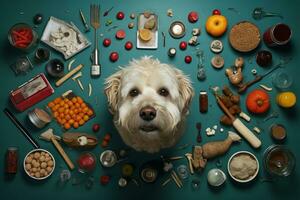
[139,106,156,121]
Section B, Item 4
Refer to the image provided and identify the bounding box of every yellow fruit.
[205,15,227,37]
[277,92,296,108]
[139,29,152,42]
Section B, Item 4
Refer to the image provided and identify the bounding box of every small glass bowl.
[272,71,293,90]
[8,23,38,52]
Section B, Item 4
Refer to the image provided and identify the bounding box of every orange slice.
[139,29,152,42]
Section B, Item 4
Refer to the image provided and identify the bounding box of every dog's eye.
[129,88,140,97]
[158,88,169,97]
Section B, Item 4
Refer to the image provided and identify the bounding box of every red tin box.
[9,73,54,112]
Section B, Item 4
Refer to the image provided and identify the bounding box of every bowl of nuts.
[23,149,55,180]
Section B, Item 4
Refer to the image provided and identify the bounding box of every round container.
[263,145,295,177]
[6,147,18,174]
[177,165,189,179]
[8,23,38,52]
[168,48,176,57]
[272,71,293,89]
[263,23,292,47]
[140,167,158,183]
[23,149,55,180]
[46,59,65,78]
[256,50,272,67]
[270,124,287,141]
[207,168,226,187]
[28,108,52,128]
[169,21,186,39]
[77,152,96,173]
[35,48,50,62]
[228,151,259,183]
[100,150,117,167]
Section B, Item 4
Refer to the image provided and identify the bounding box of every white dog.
[105,57,194,153]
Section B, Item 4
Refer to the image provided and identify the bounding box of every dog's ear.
[104,70,122,114]
[174,68,194,114]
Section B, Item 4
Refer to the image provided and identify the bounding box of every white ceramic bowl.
[227,151,259,183]
[23,148,55,180]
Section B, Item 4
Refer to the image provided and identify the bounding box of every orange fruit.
[82,107,89,113]
[73,122,79,129]
[64,98,69,103]
[87,109,94,116]
[59,101,65,106]
[52,104,60,112]
[64,109,69,115]
[53,111,59,118]
[69,110,74,115]
[48,102,55,108]
[61,118,66,124]
[79,119,85,126]
[64,123,71,130]
[71,97,77,103]
[59,113,65,118]
[79,112,84,117]
[75,103,80,108]
[65,114,71,121]
[77,97,83,104]
[68,119,75,125]
[81,103,87,108]
[75,116,82,122]
[58,107,64,113]
[54,97,62,104]
[74,109,79,114]
[67,101,73,106]
[83,115,89,121]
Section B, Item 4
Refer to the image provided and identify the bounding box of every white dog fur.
[105,56,194,153]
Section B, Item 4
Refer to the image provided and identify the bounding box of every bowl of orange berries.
[47,91,95,130]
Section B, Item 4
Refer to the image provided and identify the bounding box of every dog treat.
[62,132,98,148]
[210,40,223,53]
[202,132,241,159]
[253,127,261,134]
[88,83,92,96]
[229,154,258,180]
[199,91,208,113]
[220,115,233,126]
[192,146,207,170]
[260,84,272,91]
[68,59,76,71]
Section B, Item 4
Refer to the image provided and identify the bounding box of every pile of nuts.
[24,150,54,179]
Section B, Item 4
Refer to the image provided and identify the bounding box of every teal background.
[0,0,299,199]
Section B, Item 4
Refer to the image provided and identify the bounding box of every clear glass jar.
[263,145,295,177]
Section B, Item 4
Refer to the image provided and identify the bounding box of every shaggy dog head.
[105,57,194,153]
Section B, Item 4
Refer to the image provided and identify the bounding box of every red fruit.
[125,41,133,50]
[212,9,221,15]
[188,11,199,23]
[179,41,187,50]
[100,175,110,185]
[92,123,100,132]
[116,11,125,20]
[103,38,111,47]
[104,133,111,141]
[185,55,192,63]
[110,52,119,62]
[116,29,126,40]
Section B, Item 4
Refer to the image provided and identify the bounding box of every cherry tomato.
[212,9,221,15]
[110,52,119,62]
[185,55,192,63]
[125,41,133,50]
[116,11,125,20]
[179,41,187,50]
[103,38,111,47]
[92,123,100,132]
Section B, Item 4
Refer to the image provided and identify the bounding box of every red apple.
[103,38,111,47]
[188,11,199,23]
[185,55,192,63]
[125,41,133,50]
[179,41,187,50]
[212,9,221,15]
[110,52,119,62]
[116,11,125,20]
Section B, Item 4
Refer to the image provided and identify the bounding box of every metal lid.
[100,150,117,167]
[140,167,158,183]
[169,21,186,39]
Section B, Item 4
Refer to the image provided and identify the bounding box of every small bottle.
[91,64,101,77]
[199,91,208,113]
[6,147,18,174]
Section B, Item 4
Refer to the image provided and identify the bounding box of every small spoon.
[196,122,202,143]
[264,111,279,122]
[252,7,283,20]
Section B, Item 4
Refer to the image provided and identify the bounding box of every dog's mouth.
[139,125,159,132]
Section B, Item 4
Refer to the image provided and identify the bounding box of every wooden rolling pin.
[55,64,83,87]
[216,96,261,148]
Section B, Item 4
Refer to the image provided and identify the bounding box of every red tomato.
[246,89,270,114]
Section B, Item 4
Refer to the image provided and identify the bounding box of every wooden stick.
[51,137,75,170]
[55,64,83,87]
[171,173,181,188]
